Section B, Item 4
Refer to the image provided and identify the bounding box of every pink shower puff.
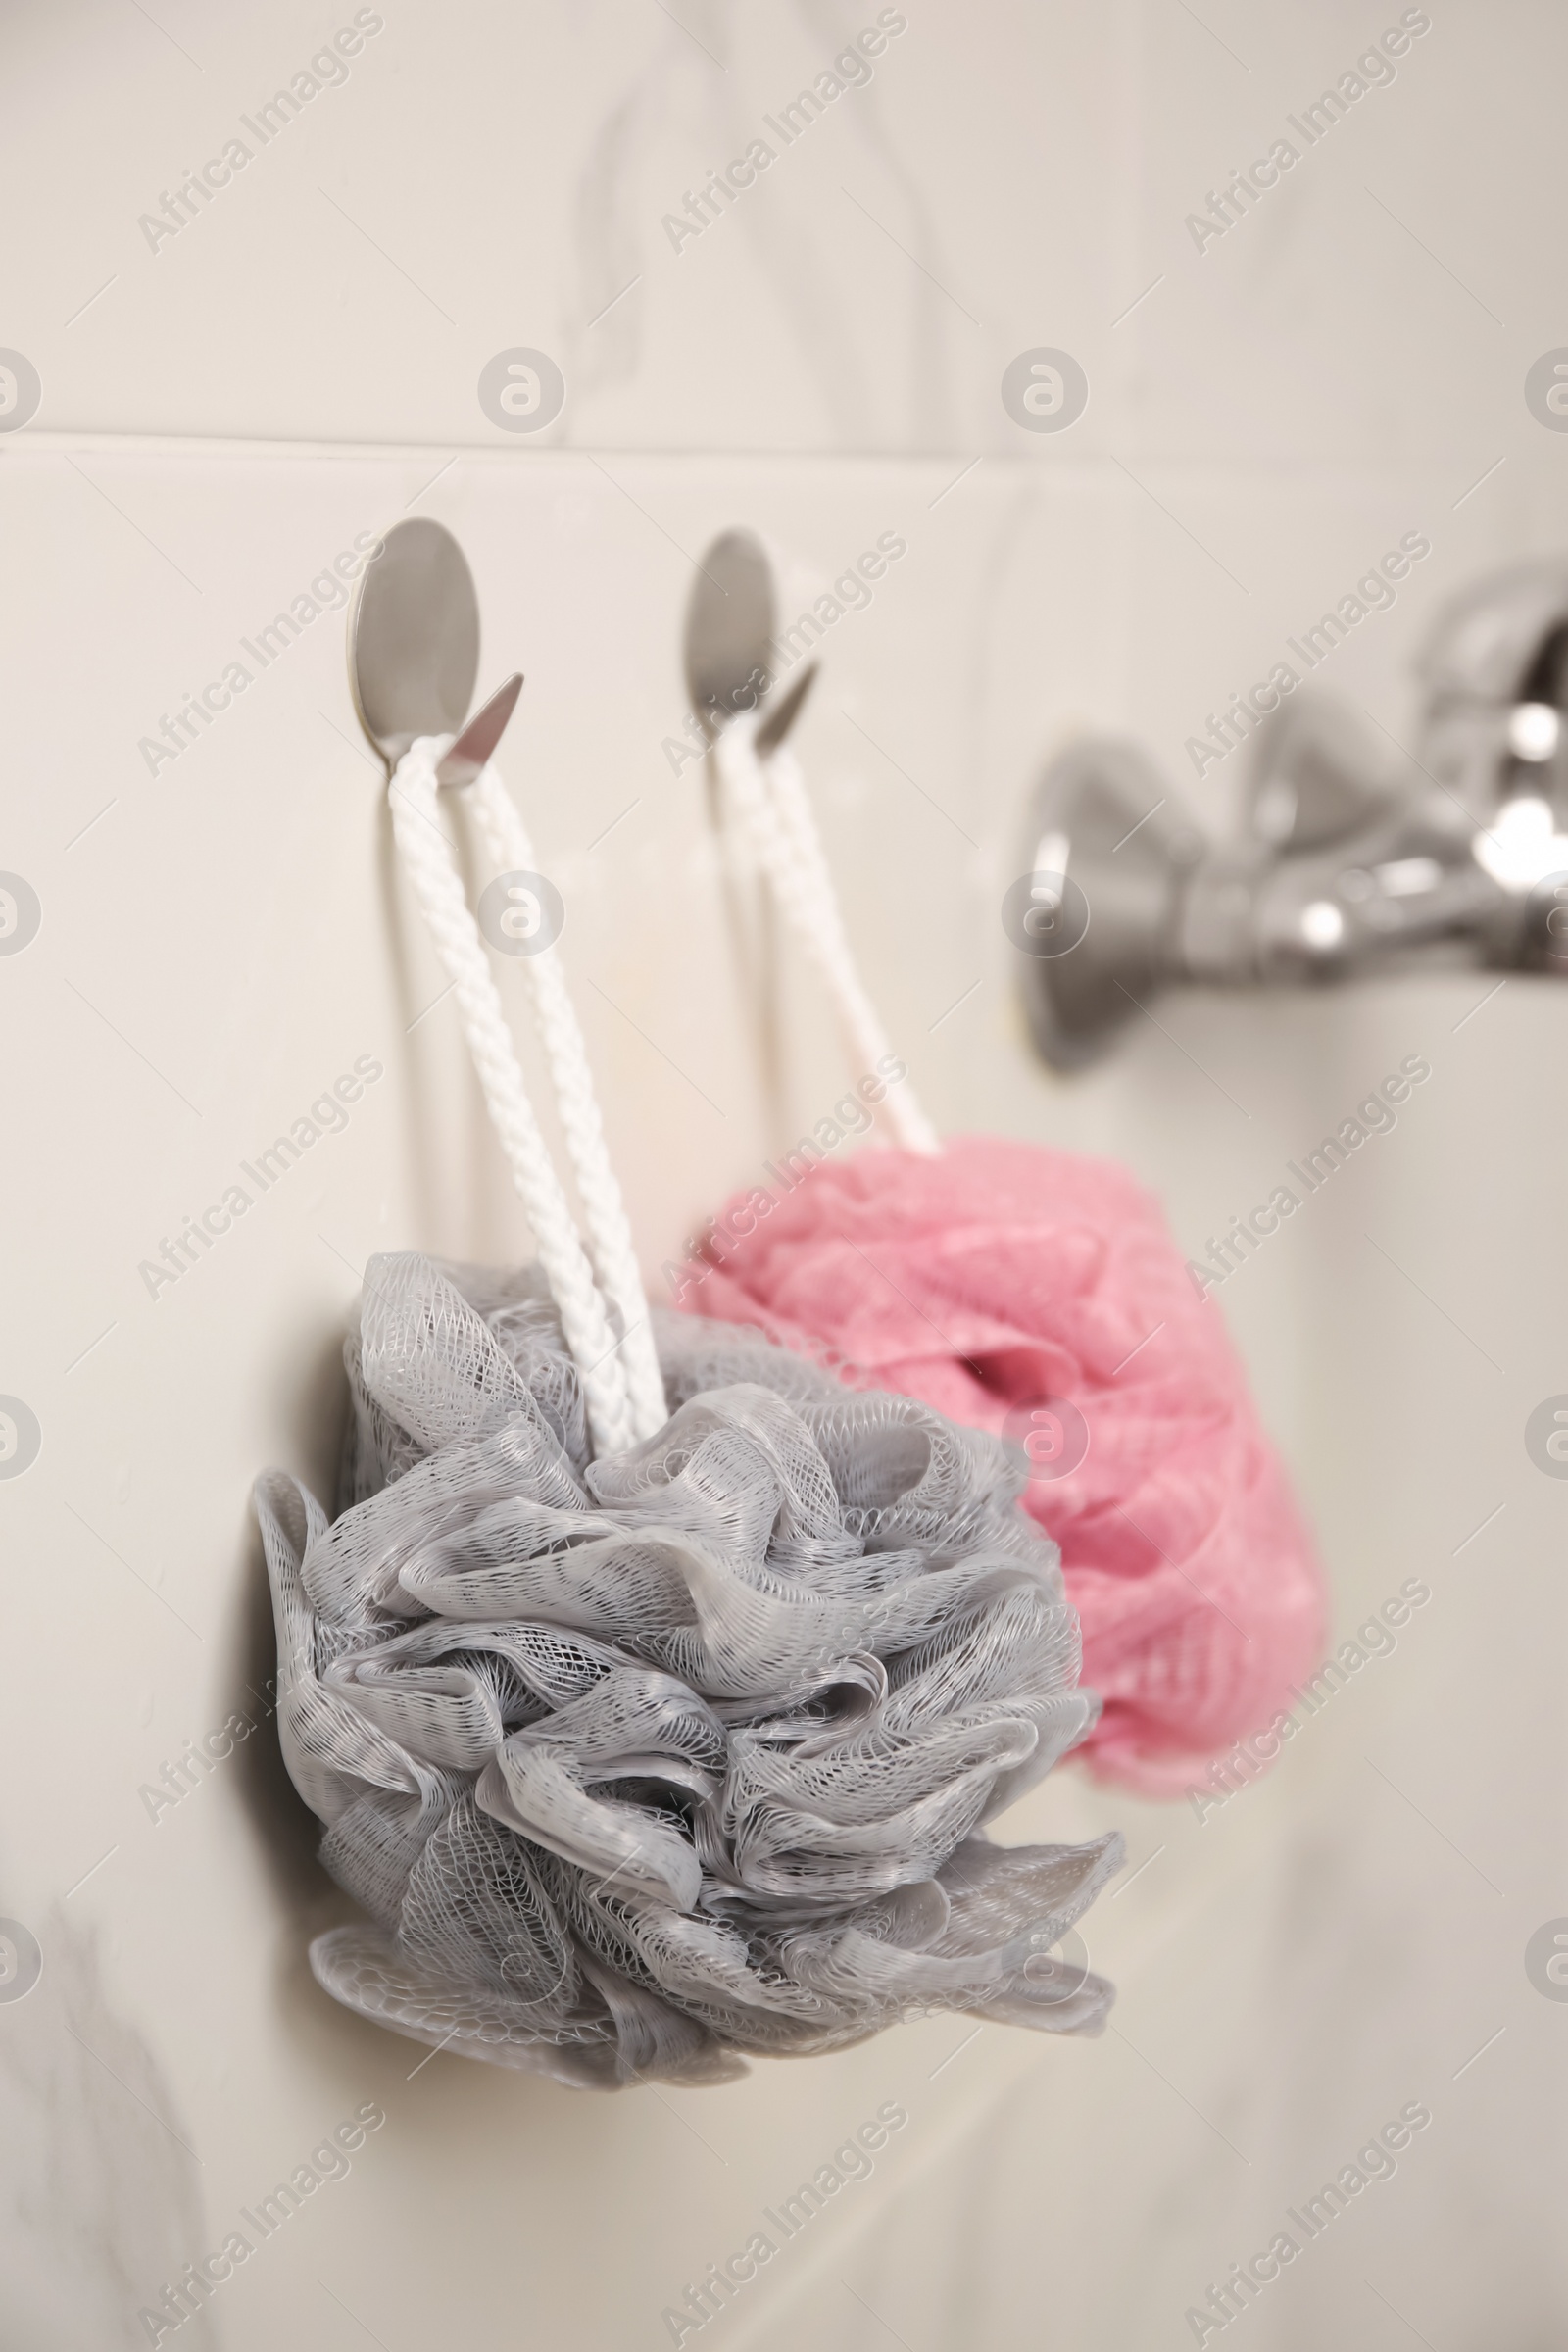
[678,1133,1326,1798]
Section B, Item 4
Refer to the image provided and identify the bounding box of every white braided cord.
[388,738,638,1457]
[466,762,667,1442]
[713,715,940,1155]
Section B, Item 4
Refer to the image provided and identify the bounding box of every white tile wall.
[1,3,1564,2346]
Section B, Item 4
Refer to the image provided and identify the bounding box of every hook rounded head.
[349,517,481,768]
[685,528,777,737]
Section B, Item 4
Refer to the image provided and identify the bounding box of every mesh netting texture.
[254,1252,1122,2088]
[684,1135,1327,1799]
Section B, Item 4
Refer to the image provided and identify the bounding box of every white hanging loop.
[388,736,642,1457]
[713,712,942,1156]
[465,762,668,1442]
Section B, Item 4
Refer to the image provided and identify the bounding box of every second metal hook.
[684,526,819,753]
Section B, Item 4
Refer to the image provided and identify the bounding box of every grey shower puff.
[254,1252,1122,2088]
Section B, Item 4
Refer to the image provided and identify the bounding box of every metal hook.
[347,515,523,785]
[756,661,819,756]
[437,672,524,787]
[684,526,818,753]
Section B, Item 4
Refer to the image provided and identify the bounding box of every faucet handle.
[1419,559,1568,707]
[1013,739,1204,1071]
[1417,561,1568,814]
[1015,559,1568,1073]
[1243,691,1400,855]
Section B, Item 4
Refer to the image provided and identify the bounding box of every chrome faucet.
[1015,560,1568,1070]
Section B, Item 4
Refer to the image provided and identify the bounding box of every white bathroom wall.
[2,3,1565,2346]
